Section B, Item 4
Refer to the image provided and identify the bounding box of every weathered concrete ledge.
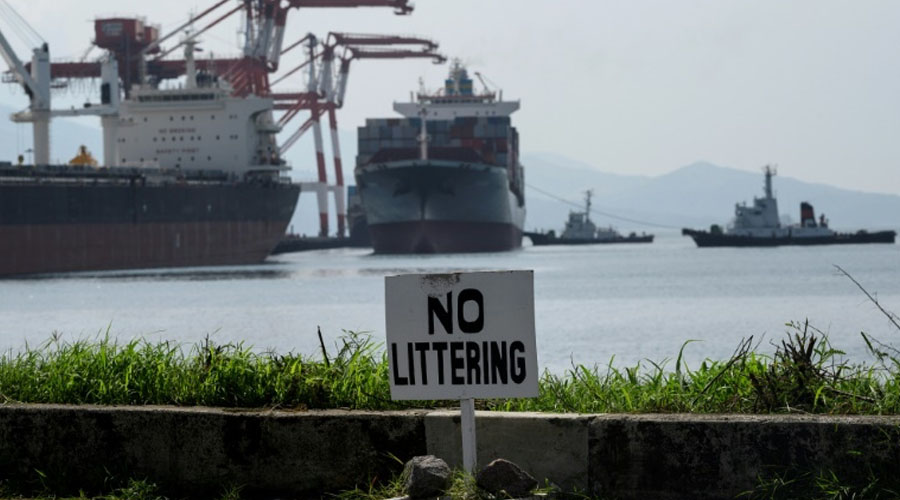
[0,405,427,498]
[2,404,900,499]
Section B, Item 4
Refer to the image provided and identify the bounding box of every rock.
[476,458,538,498]
[402,455,451,499]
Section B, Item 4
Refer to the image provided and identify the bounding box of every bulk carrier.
[0,28,298,276]
[354,61,525,253]
[0,2,314,278]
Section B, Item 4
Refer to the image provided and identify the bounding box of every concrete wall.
[2,404,900,499]
[0,405,427,498]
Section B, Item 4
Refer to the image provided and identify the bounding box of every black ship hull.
[355,160,525,254]
[526,231,653,246]
[682,228,897,247]
[1,167,300,276]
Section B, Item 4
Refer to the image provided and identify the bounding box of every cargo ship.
[354,60,526,253]
[526,190,653,245]
[682,166,896,247]
[0,17,299,276]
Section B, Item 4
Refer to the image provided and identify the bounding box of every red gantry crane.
[272,32,445,237]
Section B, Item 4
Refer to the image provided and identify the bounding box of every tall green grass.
[3,320,900,414]
[0,330,394,409]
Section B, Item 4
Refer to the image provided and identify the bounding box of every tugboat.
[526,190,653,245]
[682,166,896,247]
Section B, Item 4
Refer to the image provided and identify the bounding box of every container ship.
[682,166,896,247]
[0,12,308,276]
[354,61,526,253]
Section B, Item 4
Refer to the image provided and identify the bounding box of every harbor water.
[1,232,899,374]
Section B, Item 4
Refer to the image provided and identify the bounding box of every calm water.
[1,233,899,373]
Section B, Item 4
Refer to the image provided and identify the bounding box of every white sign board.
[385,270,539,400]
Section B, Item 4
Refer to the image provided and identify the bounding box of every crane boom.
[286,0,413,13]
[0,31,44,105]
[330,32,437,49]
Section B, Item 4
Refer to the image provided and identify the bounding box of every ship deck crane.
[0,20,50,164]
[0,2,122,166]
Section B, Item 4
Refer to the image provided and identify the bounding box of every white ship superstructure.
[727,166,833,238]
[117,86,282,175]
[115,45,284,176]
[393,61,519,120]
[561,190,597,240]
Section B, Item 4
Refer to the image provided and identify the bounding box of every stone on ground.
[476,458,538,498]
[402,455,451,498]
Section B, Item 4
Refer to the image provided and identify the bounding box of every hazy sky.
[1,0,898,194]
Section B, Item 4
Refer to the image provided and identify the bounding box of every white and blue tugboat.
[682,166,896,247]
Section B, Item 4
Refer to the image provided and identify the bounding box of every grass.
[2,319,900,415]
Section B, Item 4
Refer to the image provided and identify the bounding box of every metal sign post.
[385,270,539,474]
[461,397,477,473]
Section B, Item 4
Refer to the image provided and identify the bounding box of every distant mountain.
[523,152,650,198]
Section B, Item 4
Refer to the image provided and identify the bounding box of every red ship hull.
[0,166,300,276]
[0,220,290,275]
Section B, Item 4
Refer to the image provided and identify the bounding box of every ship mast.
[584,189,593,223]
[764,164,776,199]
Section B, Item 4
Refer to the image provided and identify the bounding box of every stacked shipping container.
[356,115,523,205]
[357,116,513,167]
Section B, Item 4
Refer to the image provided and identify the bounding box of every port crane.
[2,0,416,165]
[272,32,445,237]
[0,5,120,166]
